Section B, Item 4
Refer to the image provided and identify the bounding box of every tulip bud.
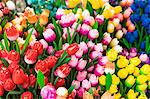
[88,29,99,40]
[24,49,38,64]
[76,59,87,71]
[126,64,135,74]
[98,56,108,66]
[32,41,43,55]
[62,43,69,50]
[110,38,119,47]
[94,43,103,52]
[7,50,20,64]
[87,66,94,72]
[94,64,104,76]
[54,64,71,78]
[72,80,80,89]
[129,57,141,67]
[109,84,118,94]
[87,41,95,50]
[41,85,56,99]
[125,75,135,88]
[46,23,55,30]
[43,29,56,42]
[67,43,79,56]
[77,87,85,98]
[56,78,65,88]
[56,87,68,99]
[35,60,49,74]
[140,64,150,75]
[76,71,87,81]
[112,74,120,85]
[0,67,11,82]
[95,14,104,25]
[80,24,91,35]
[75,48,83,58]
[123,8,132,19]
[82,10,90,19]
[79,42,88,54]
[107,22,114,33]
[89,74,98,86]
[82,79,91,90]
[68,55,78,68]
[128,24,135,32]
[39,39,48,49]
[56,9,64,20]
[129,48,137,57]
[116,30,123,39]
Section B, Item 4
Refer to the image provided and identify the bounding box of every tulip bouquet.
[0,0,149,99]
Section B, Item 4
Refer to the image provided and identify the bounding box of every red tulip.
[0,85,4,96]
[55,50,64,57]
[56,78,65,88]
[22,74,29,89]
[24,49,38,64]
[35,60,49,74]
[7,50,20,64]
[0,67,11,82]
[21,91,33,99]
[12,69,26,85]
[31,41,43,55]
[0,50,8,59]
[45,56,58,69]
[54,64,71,78]
[29,74,36,87]
[4,78,16,91]
[2,7,9,15]
[66,43,79,56]
[8,63,20,74]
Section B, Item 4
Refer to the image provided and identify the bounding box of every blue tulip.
[130,13,141,23]
[133,30,139,39]
[131,4,137,12]
[142,18,150,28]
[135,0,147,8]
[144,5,150,14]
[140,41,146,50]
[141,14,149,21]
[126,32,135,43]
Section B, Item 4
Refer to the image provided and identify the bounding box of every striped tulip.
[43,29,56,42]
[80,24,91,35]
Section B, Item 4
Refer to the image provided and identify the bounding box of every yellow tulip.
[127,89,137,99]
[112,74,120,85]
[67,0,81,8]
[136,75,148,84]
[147,73,150,81]
[114,6,122,14]
[106,49,118,61]
[125,75,135,88]
[107,22,115,33]
[117,56,129,68]
[88,0,104,9]
[114,93,121,99]
[126,64,135,74]
[138,94,148,99]
[133,67,140,77]
[109,84,118,94]
[140,64,150,75]
[99,75,106,86]
[117,68,128,79]
[136,83,147,92]
[129,57,141,66]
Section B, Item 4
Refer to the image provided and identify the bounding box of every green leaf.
[6,91,21,99]
[92,21,98,29]
[145,36,149,53]
[0,42,4,50]
[52,18,60,41]
[1,58,9,67]
[106,73,112,90]
[54,77,59,86]
[21,29,33,55]
[86,1,93,16]
[68,84,76,94]
[4,32,10,52]
[37,70,44,89]
[53,41,58,51]
[1,18,7,27]
[88,88,93,95]
[61,57,71,65]
[119,82,124,95]
[67,28,71,44]
[58,38,62,50]
[122,38,130,49]
[14,41,20,53]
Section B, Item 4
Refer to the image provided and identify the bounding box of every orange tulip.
[39,15,48,26]
[27,15,38,24]
[128,24,135,32]
[41,9,50,17]
[4,22,12,30]
[21,19,27,28]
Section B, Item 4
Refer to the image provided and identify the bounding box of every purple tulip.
[79,42,88,54]
[82,79,91,90]
[40,85,56,99]
[98,56,108,66]
[80,24,91,35]
[76,70,87,81]
[76,59,87,71]
[72,80,80,89]
[75,48,84,58]
[43,29,56,42]
[129,48,137,57]
[94,64,104,76]
[89,74,98,86]
[77,87,85,98]
[68,55,78,68]
[122,48,129,56]
[94,43,103,52]
[88,29,99,40]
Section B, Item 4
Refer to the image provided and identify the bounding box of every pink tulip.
[88,29,99,40]
[76,59,87,71]
[72,80,80,89]
[47,46,54,55]
[71,22,81,32]
[79,42,88,54]
[102,33,112,45]
[129,48,137,57]
[80,24,91,35]
[76,70,87,81]
[39,39,48,49]
[43,29,56,42]
[87,41,95,50]
[95,14,104,25]
[122,48,129,56]
[62,43,69,50]
[89,74,98,86]
[98,56,108,66]
[123,7,132,19]
[83,16,95,26]
[87,66,94,72]
[68,55,78,68]
[46,23,55,30]
[77,87,85,98]
[94,64,104,76]
[90,51,102,59]
[75,48,83,58]
[41,85,56,99]
[139,54,148,62]
[94,43,103,52]
[62,27,74,40]
[28,28,38,37]
[56,8,64,20]
[82,79,91,90]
